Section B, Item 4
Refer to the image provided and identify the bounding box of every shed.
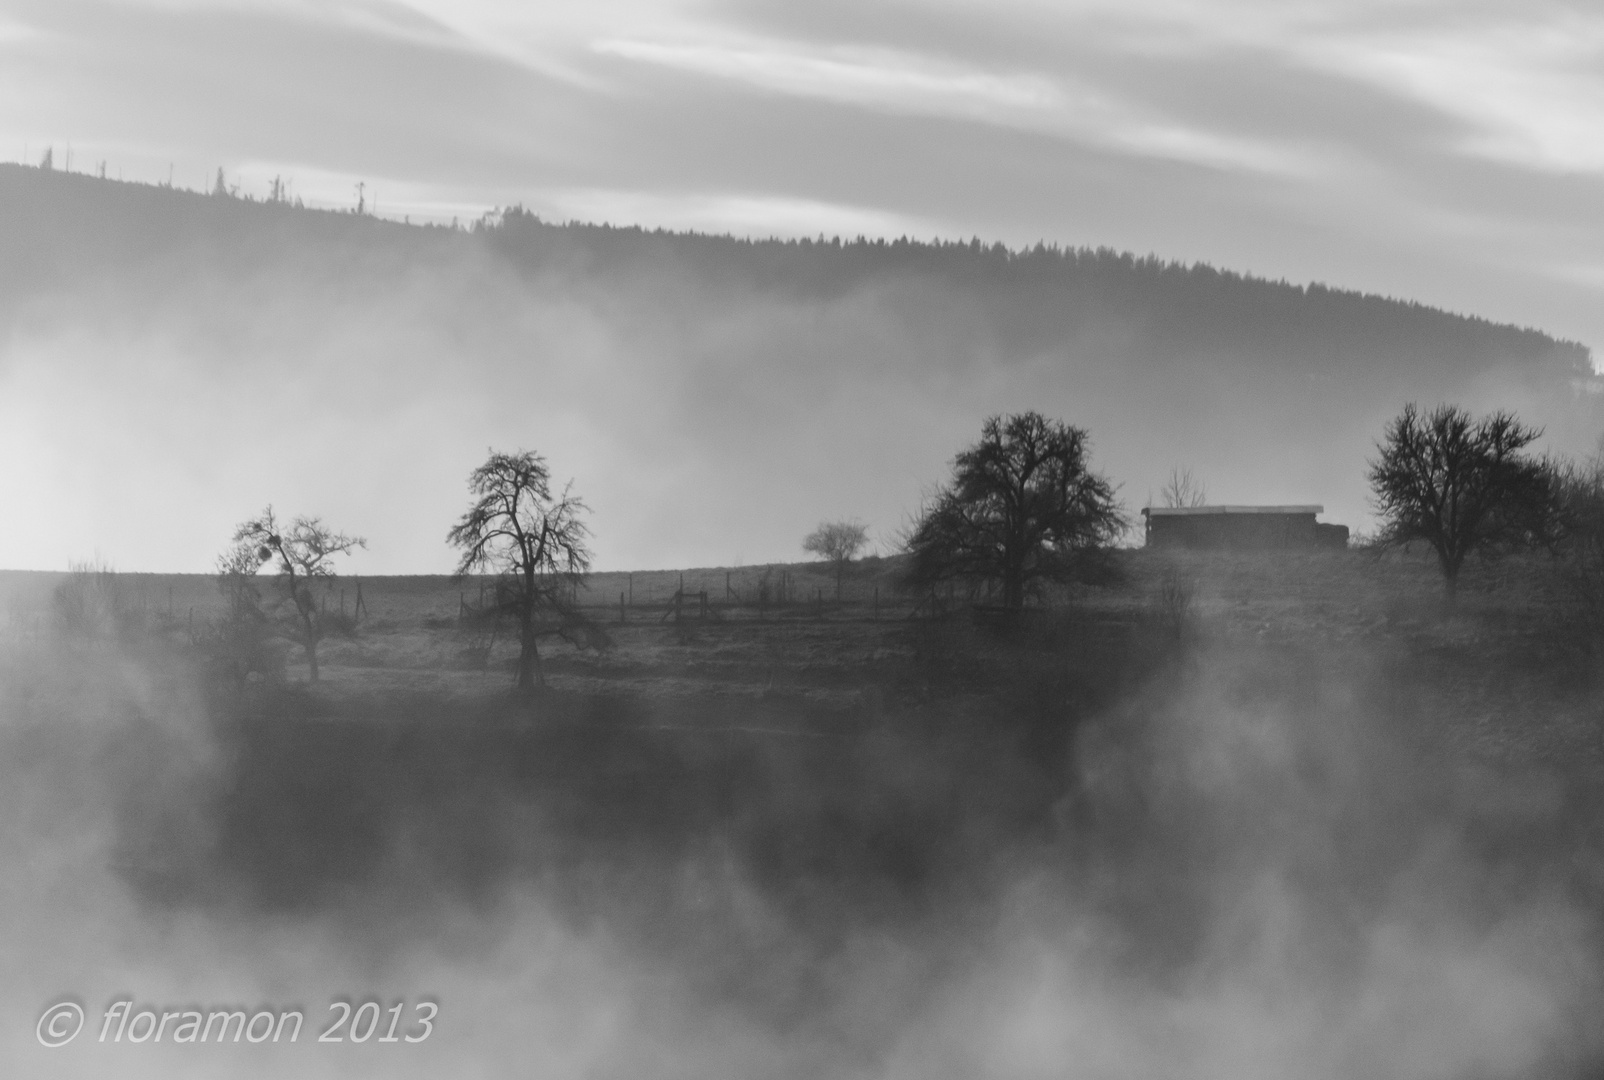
[1141,505,1349,550]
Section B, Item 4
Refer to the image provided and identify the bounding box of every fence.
[540,566,1045,626]
[522,566,915,626]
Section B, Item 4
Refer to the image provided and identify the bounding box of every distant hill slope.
[0,163,1595,573]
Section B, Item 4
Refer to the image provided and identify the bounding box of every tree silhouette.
[446,449,598,691]
[803,521,869,599]
[904,412,1124,610]
[229,507,365,681]
[1160,466,1207,508]
[1547,449,1604,645]
[1367,404,1552,597]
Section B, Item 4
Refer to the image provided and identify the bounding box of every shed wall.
[1146,512,1345,550]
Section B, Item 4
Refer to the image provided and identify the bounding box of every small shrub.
[196,613,288,690]
[53,559,124,640]
[1151,565,1197,641]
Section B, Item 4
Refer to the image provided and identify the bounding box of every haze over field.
[0,165,1596,574]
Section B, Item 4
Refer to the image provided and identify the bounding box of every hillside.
[0,163,1596,573]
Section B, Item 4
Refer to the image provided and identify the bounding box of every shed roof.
[1141,505,1323,517]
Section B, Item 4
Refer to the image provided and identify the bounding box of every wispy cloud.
[1293,13,1604,174]
[594,30,1315,176]
[594,35,1066,119]
[998,0,1604,175]
[0,16,37,44]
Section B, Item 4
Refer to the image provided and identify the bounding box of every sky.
[2,0,1603,572]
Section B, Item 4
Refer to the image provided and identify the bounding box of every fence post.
[620,590,626,625]
[874,585,879,620]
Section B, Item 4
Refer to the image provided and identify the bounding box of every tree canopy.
[1367,403,1552,595]
[803,521,870,599]
[903,412,1124,610]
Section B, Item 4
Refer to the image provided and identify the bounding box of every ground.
[4,548,1604,1076]
[6,548,1591,766]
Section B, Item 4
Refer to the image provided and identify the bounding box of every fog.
[3,593,1600,1078]
[0,170,1597,574]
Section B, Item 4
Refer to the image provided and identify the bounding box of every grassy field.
[3,548,1594,766]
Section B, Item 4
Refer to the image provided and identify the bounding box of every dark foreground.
[3,550,1604,1078]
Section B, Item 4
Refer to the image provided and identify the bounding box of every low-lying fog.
[3,615,1600,1079]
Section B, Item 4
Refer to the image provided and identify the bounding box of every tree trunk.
[296,594,320,682]
[1002,566,1024,611]
[515,564,541,692]
[516,600,543,691]
[1440,551,1462,602]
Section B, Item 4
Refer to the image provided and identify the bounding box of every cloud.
[592,30,1315,177]
[1292,13,1604,175]
[594,34,1066,119]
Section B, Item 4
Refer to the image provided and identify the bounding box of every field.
[3,549,1594,761]
[4,550,1604,1077]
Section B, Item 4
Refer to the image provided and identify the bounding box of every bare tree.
[216,542,266,624]
[904,412,1125,611]
[446,449,598,692]
[1160,466,1207,508]
[1367,403,1552,598]
[803,521,869,599]
[229,507,365,681]
[1545,449,1604,648]
[206,543,284,688]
